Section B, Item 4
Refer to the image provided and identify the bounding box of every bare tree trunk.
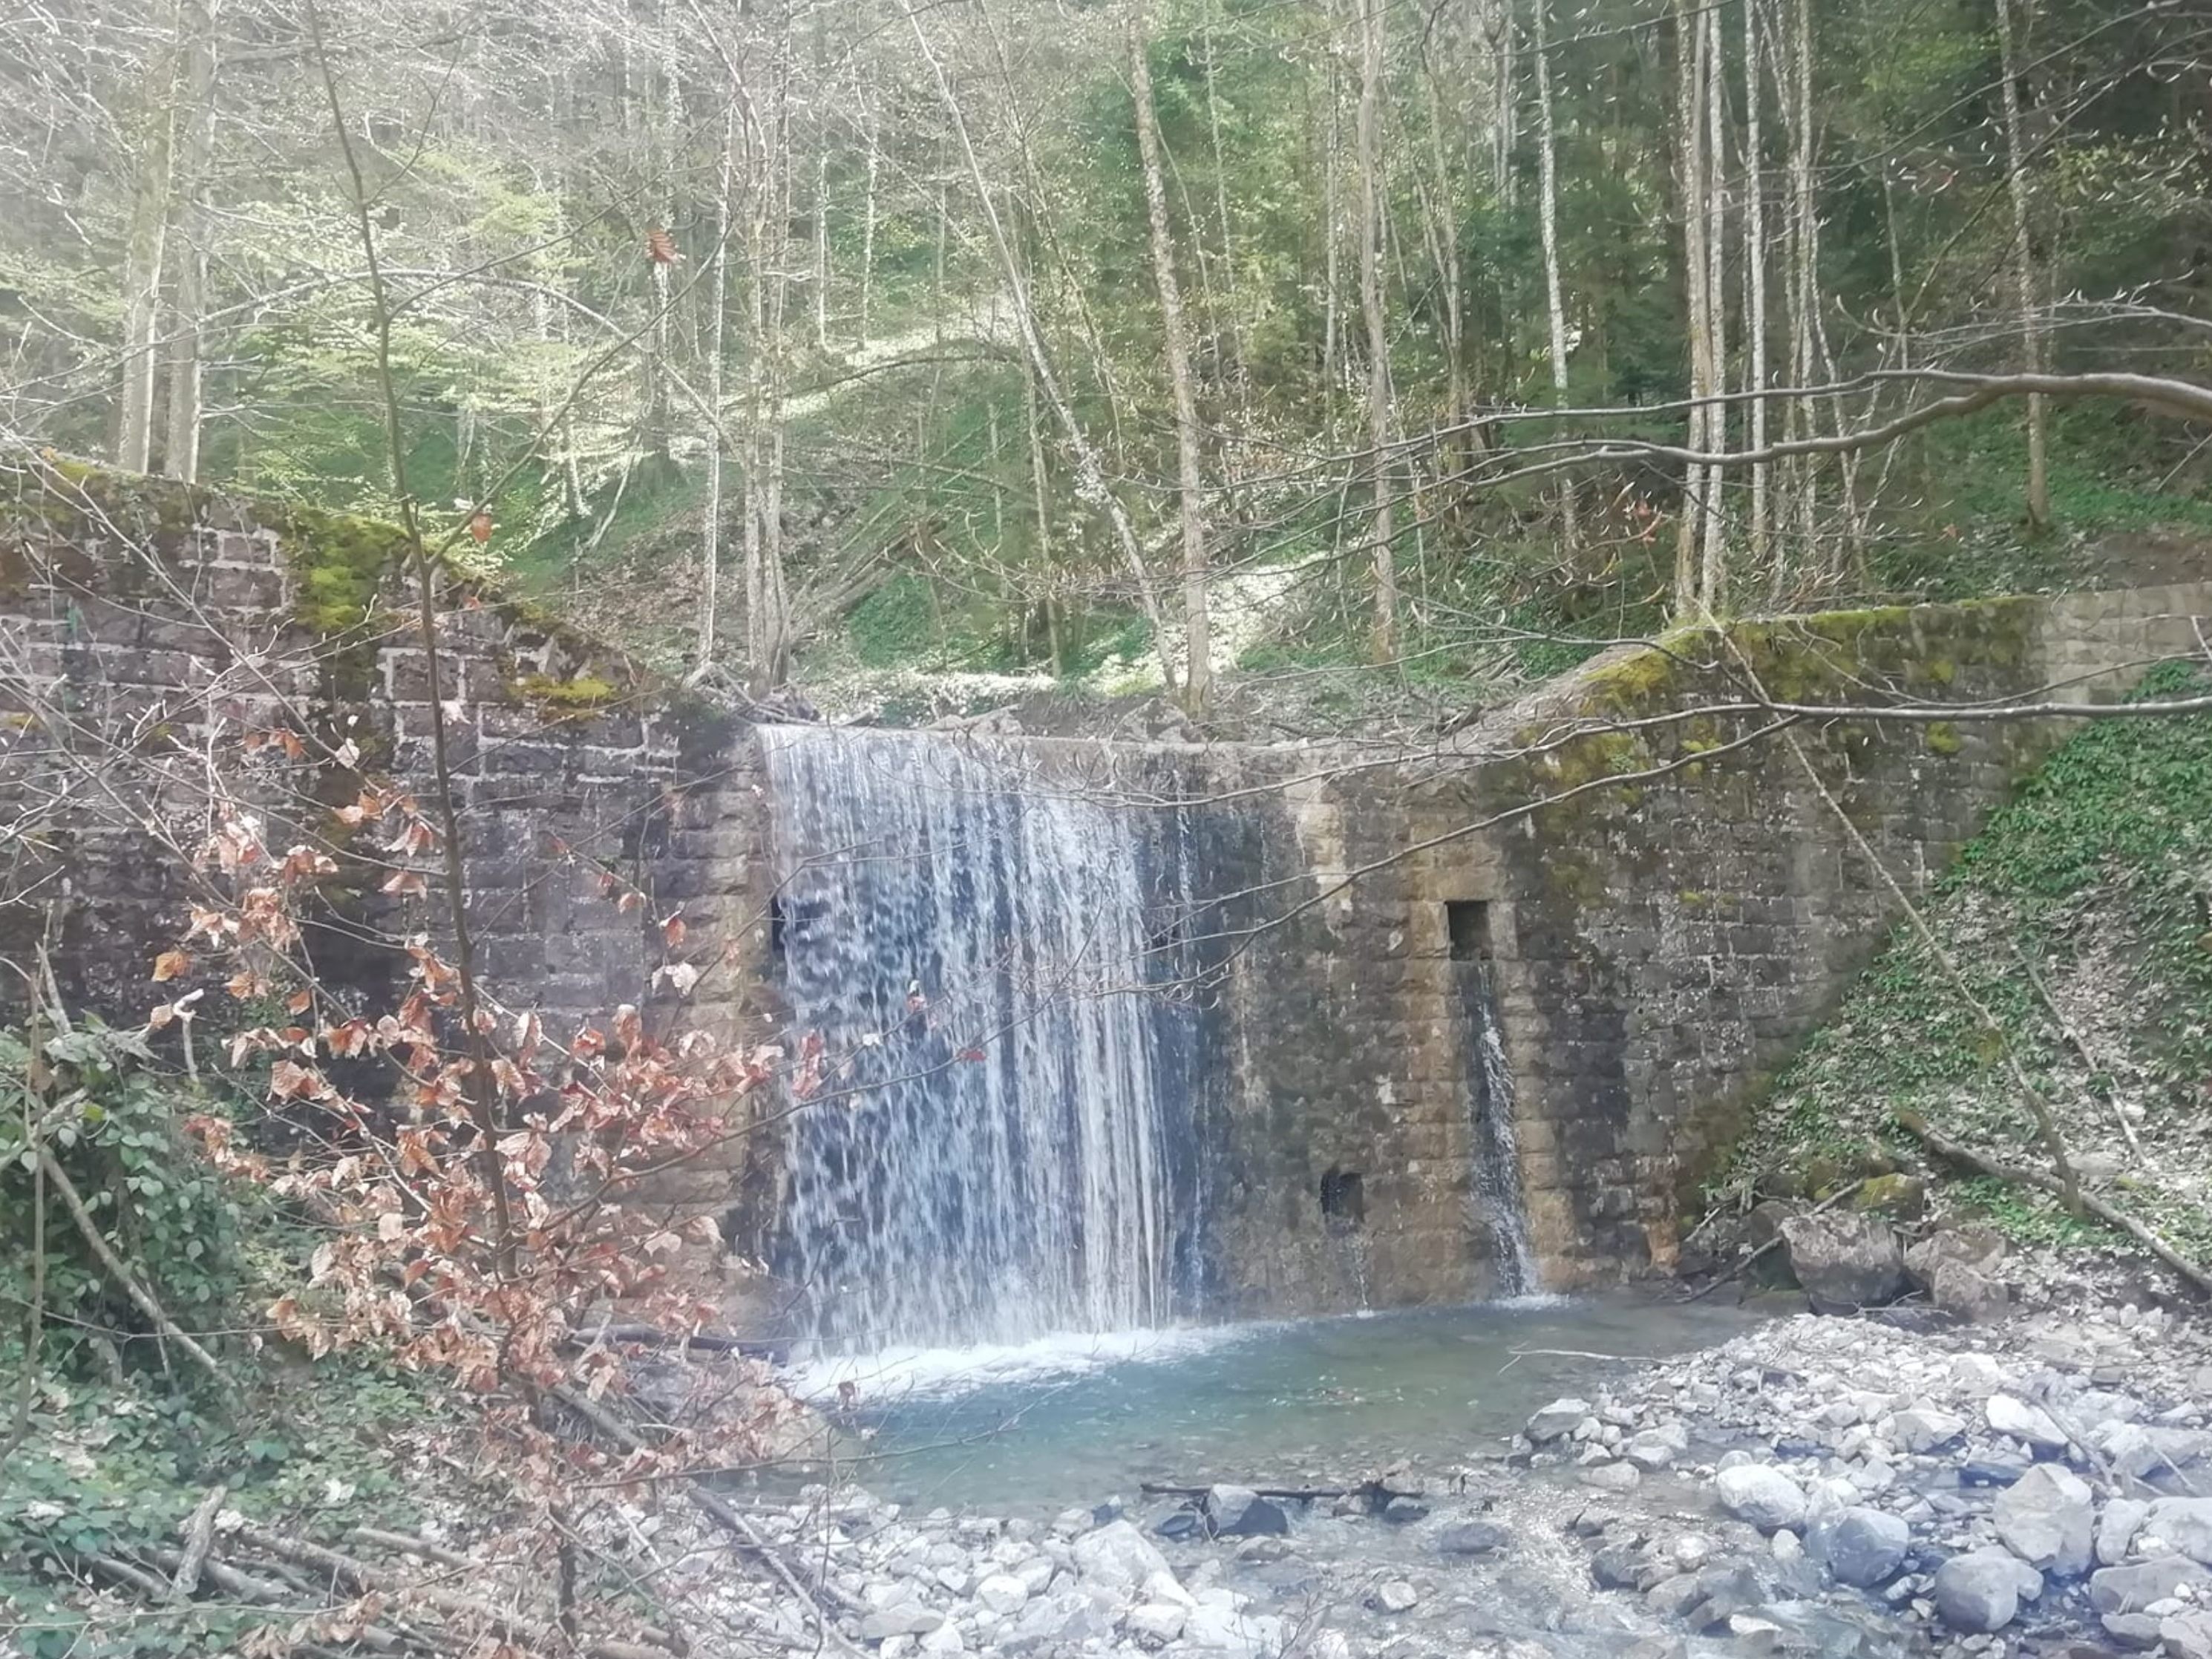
[1995,0,2050,528]
[1200,0,1249,426]
[1743,0,1768,576]
[1321,0,1345,396]
[1131,0,1213,710]
[1783,0,1818,574]
[118,0,184,473]
[1488,0,1517,207]
[1697,0,1728,611]
[814,149,831,352]
[1531,0,1577,560]
[857,89,879,347]
[160,0,218,482]
[1672,0,1706,612]
[1421,62,1467,445]
[697,99,736,671]
[1356,0,1398,662]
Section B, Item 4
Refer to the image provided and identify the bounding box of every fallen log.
[1897,1110,2212,1298]
[238,1523,677,1659]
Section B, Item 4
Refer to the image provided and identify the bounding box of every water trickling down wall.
[759,726,1201,1349]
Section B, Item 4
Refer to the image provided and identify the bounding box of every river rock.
[1888,1406,1966,1453]
[861,1604,946,1640]
[1380,1495,1430,1523]
[1373,1580,1419,1614]
[1182,1593,1283,1655]
[1905,1223,2006,1289]
[1624,1422,1690,1470]
[1715,1465,1807,1532]
[975,1574,1030,1616]
[2167,1611,2212,1659]
[2150,1499,2212,1565]
[1986,1393,2069,1453]
[1580,1460,1640,1492]
[1932,1548,2041,1632]
[1070,1521,1170,1589]
[1779,1212,1908,1311]
[1994,1463,2095,1577]
[1433,1519,1511,1556]
[2090,1556,2212,1614]
[1528,1398,1591,1443]
[2101,1498,2153,1565]
[2105,1611,2167,1649]
[917,1624,963,1656]
[1809,1506,1910,1588]
[1933,1259,2009,1323]
[1204,1485,1289,1538]
[1125,1603,1188,1646]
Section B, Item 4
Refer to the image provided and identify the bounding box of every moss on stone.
[512,670,626,723]
[275,505,410,636]
[1925,721,1963,756]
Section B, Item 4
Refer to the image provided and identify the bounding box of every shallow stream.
[795,1293,1777,1516]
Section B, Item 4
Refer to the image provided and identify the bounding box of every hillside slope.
[1722,664,2212,1260]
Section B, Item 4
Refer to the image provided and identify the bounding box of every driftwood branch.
[550,1381,870,1652]
[1897,1110,2212,1298]
[167,1485,226,1601]
[237,1522,676,1659]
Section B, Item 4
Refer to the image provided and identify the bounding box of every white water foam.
[782,1323,1258,1402]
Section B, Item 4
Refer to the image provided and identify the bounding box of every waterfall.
[1456,952,1542,1298]
[758,726,1185,1351]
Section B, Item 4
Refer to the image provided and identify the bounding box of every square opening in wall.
[1444,899,1493,963]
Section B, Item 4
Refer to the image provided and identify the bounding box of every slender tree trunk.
[118,0,185,473]
[1131,0,1213,710]
[857,90,879,347]
[1698,0,1728,610]
[1321,0,1345,396]
[1743,0,1769,577]
[1356,0,1398,662]
[1489,0,1517,207]
[1672,0,1706,612]
[1200,0,1249,426]
[160,0,218,482]
[698,100,736,671]
[1421,64,1468,447]
[1995,0,2050,528]
[814,149,831,352]
[1532,0,1578,560]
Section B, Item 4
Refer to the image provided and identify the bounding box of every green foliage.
[1727,664,2212,1255]
[1,1025,253,1381]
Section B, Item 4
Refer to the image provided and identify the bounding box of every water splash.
[1457,955,1542,1298]
[759,726,1184,1351]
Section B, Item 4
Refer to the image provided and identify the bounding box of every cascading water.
[759,725,1187,1352]
[1454,949,1542,1298]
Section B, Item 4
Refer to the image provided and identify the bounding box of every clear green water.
[817,1294,1775,1516]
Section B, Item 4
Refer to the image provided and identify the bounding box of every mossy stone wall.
[0,461,777,1208]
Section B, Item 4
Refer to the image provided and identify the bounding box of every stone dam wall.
[5,462,2209,1321]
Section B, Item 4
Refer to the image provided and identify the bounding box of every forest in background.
[4,0,2210,711]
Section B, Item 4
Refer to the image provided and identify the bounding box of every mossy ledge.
[7,454,660,721]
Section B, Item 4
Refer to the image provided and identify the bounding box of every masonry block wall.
[1236,584,2212,1303]
[0,462,777,1209]
[8,464,2209,1318]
